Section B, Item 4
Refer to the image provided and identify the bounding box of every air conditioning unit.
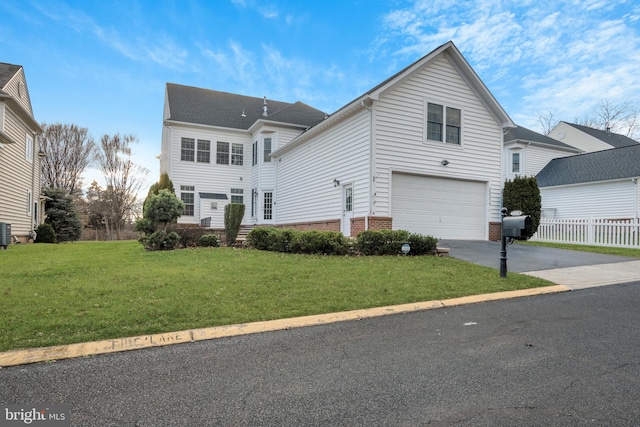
[0,223,11,249]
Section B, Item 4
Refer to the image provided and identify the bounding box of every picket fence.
[531,217,640,249]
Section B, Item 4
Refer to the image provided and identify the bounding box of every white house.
[160,41,514,240]
[536,144,640,219]
[0,62,43,243]
[503,125,581,181]
[548,121,638,153]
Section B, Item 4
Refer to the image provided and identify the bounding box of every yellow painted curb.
[0,285,571,368]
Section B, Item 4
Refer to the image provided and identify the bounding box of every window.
[446,107,461,144]
[263,137,272,162]
[344,186,353,212]
[427,103,443,142]
[181,138,195,161]
[180,185,195,216]
[26,136,33,162]
[231,188,244,204]
[197,140,210,163]
[216,142,229,164]
[263,192,273,220]
[232,143,244,165]
[426,102,461,145]
[512,152,520,173]
[252,142,258,166]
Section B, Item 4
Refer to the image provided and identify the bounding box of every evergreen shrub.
[34,223,57,243]
[199,234,220,247]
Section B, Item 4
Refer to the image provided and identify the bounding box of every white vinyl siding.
[540,180,639,219]
[375,53,503,224]
[548,122,612,153]
[275,109,370,224]
[165,124,251,225]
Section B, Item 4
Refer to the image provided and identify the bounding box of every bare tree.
[95,134,149,240]
[535,110,559,135]
[39,123,95,195]
[577,100,639,139]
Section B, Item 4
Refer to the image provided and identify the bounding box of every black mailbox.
[502,215,532,238]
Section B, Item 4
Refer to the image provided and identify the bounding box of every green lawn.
[521,241,640,258]
[0,241,553,352]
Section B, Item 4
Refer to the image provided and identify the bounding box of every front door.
[341,184,353,236]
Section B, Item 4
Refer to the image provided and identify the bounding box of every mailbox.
[502,215,532,238]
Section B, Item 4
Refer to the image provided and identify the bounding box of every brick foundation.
[275,220,341,233]
[489,222,501,241]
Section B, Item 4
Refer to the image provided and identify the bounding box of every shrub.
[355,229,438,256]
[246,227,278,250]
[247,227,350,255]
[355,229,409,255]
[503,176,541,240]
[199,234,220,247]
[34,223,57,243]
[143,230,180,251]
[224,203,245,245]
[289,230,350,255]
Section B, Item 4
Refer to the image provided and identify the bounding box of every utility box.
[502,215,532,238]
[0,222,11,249]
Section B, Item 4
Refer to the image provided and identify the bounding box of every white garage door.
[392,173,487,240]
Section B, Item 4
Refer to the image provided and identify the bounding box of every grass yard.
[521,241,640,258]
[0,240,553,352]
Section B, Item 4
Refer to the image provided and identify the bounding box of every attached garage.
[391,173,487,240]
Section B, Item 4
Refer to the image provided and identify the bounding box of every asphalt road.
[2,282,639,426]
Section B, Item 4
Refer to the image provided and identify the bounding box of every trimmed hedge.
[246,228,350,255]
[355,229,438,256]
[247,227,438,256]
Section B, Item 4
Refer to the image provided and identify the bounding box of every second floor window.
[217,142,229,165]
[197,140,210,163]
[181,138,195,161]
[232,143,243,165]
[263,137,272,162]
[426,102,461,145]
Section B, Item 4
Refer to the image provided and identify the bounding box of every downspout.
[361,98,373,231]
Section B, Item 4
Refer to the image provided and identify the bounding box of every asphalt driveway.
[439,239,640,289]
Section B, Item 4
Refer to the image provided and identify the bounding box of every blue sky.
[2,0,640,192]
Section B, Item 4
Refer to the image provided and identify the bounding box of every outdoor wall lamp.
[441,160,450,166]
[333,179,340,187]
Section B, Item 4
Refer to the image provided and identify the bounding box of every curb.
[0,285,571,368]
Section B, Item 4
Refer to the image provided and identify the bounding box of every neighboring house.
[503,125,581,181]
[536,144,640,219]
[548,121,639,153]
[0,62,43,243]
[160,41,514,240]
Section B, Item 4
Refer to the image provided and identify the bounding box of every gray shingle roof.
[505,125,579,150]
[564,122,639,148]
[0,62,21,95]
[166,83,327,130]
[536,144,640,187]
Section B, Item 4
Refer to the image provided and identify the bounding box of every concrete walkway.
[440,239,640,289]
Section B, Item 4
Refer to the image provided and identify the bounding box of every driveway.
[439,239,640,289]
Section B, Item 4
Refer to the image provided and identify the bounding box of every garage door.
[391,173,487,240]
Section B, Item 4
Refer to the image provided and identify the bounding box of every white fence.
[531,217,640,249]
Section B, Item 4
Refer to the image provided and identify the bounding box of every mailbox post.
[500,208,533,278]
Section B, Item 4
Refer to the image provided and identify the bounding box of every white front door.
[341,184,353,236]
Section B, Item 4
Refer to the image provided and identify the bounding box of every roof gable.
[564,122,638,149]
[504,125,580,151]
[0,62,21,90]
[165,83,327,130]
[536,144,640,187]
